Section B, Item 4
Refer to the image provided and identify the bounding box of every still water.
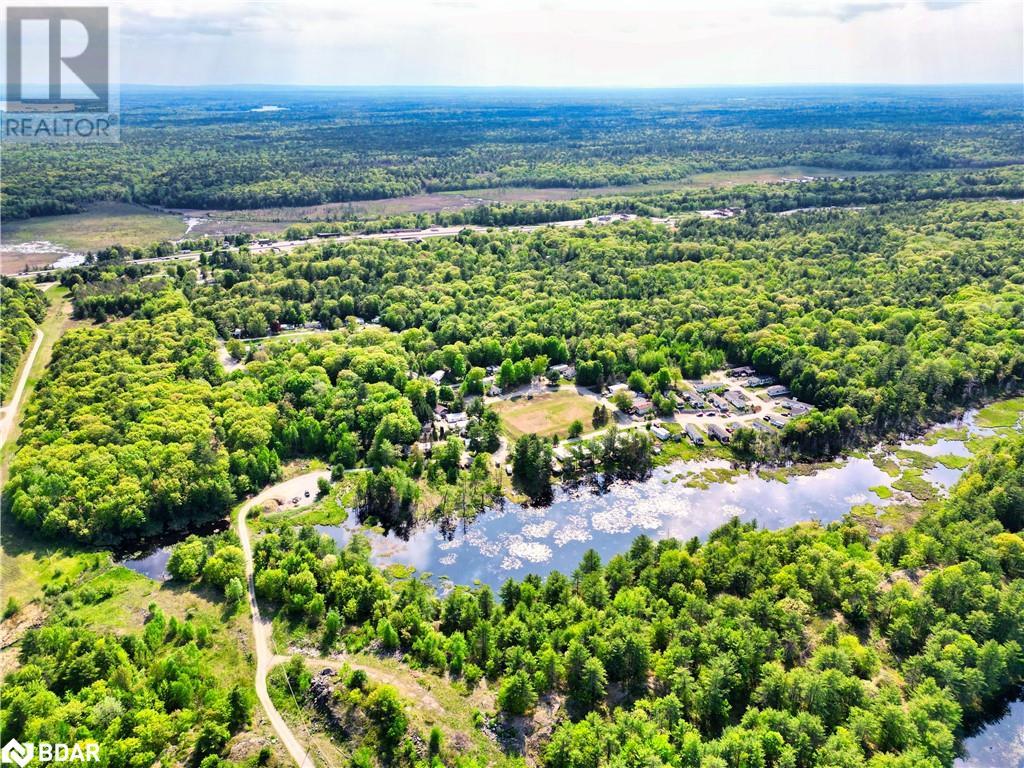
[123,409,996,586]
[317,455,898,588]
[314,406,999,589]
[955,699,1024,768]
[117,406,1021,757]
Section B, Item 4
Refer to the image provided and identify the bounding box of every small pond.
[120,407,1004,591]
[314,407,1003,590]
[317,455,893,587]
[118,517,229,581]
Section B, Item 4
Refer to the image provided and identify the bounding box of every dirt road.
[238,471,330,768]
[0,329,43,448]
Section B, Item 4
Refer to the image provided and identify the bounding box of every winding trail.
[0,328,43,448]
[238,471,329,768]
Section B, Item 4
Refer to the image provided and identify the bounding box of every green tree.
[498,669,538,715]
[365,685,408,751]
[511,433,553,503]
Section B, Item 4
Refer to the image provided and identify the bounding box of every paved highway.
[11,213,667,280]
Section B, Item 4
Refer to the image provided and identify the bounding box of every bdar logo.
[1,740,33,768]
[0,740,99,765]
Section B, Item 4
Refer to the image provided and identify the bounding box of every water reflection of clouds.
[554,516,592,547]
[954,699,1024,768]
[508,539,553,563]
[297,412,990,591]
[924,465,962,491]
[522,520,557,538]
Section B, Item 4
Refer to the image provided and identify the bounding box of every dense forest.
[1,83,1023,768]
[0,279,46,401]
[2,289,500,541]
[182,430,1023,768]
[0,603,257,768]
[5,182,1021,542]
[2,86,1022,220]
[192,194,1024,457]
[4,297,246,540]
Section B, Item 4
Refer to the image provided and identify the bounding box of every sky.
[46,0,1024,86]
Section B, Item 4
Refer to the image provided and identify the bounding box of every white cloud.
[772,2,906,22]
[102,0,1023,86]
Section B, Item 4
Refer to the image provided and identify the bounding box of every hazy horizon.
[102,0,1024,88]
[116,82,1023,89]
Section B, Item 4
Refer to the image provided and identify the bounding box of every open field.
[173,185,681,228]
[0,525,102,609]
[492,388,597,439]
[172,168,873,227]
[682,165,876,187]
[1,201,187,266]
[268,649,510,768]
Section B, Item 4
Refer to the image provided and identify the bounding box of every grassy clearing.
[274,652,510,768]
[682,166,875,187]
[255,478,359,529]
[870,485,894,500]
[3,201,186,252]
[0,525,103,607]
[493,389,598,440]
[976,397,1024,428]
[267,668,351,768]
[653,438,703,465]
[280,457,329,481]
[346,652,507,765]
[935,454,972,470]
[1,530,255,694]
[892,469,937,502]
